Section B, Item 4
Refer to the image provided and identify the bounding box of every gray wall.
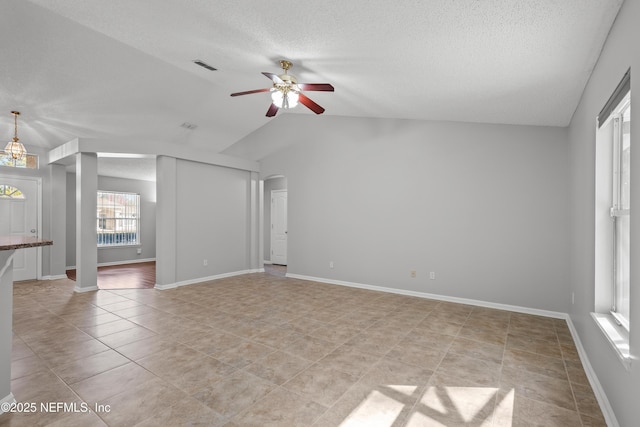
[263,176,287,262]
[175,159,251,282]
[567,0,639,425]
[66,173,156,267]
[260,115,570,312]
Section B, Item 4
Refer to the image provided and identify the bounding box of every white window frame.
[593,87,631,369]
[97,190,141,247]
[610,98,631,331]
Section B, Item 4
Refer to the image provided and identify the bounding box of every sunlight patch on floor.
[340,385,516,427]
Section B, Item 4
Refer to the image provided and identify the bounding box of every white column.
[248,172,262,271]
[75,152,98,292]
[49,164,67,277]
[0,251,15,409]
[155,156,177,289]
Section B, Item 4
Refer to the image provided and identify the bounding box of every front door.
[270,190,287,265]
[0,176,39,281]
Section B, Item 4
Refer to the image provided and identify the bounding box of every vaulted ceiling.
[0,0,625,164]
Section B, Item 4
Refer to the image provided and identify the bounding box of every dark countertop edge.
[0,239,53,251]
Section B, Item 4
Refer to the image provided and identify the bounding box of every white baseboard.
[73,285,99,293]
[66,258,156,270]
[155,269,263,291]
[41,274,68,280]
[97,258,156,267]
[263,260,273,265]
[566,317,619,427]
[1,393,16,414]
[286,273,567,319]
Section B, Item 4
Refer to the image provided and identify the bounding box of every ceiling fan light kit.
[231,60,334,117]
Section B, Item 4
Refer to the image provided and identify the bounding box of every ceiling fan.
[231,60,334,117]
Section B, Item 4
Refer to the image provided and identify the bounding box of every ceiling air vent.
[192,59,217,71]
[180,122,198,130]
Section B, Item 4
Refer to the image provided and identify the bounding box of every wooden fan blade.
[298,83,334,92]
[298,93,325,115]
[266,103,279,117]
[230,88,271,97]
[262,72,284,84]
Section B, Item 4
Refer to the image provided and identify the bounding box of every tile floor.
[1,273,606,426]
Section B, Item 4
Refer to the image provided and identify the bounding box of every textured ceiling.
[0,0,624,168]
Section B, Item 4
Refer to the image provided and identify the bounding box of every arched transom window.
[0,184,25,199]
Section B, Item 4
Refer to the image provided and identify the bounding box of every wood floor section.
[66,261,156,289]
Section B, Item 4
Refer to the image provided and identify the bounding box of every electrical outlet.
[410,270,416,278]
[136,248,142,255]
[203,259,208,266]
[429,272,435,280]
[329,261,334,269]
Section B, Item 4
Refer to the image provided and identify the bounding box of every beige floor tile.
[214,340,277,368]
[10,369,73,402]
[80,318,139,338]
[184,329,248,355]
[580,411,608,427]
[284,335,338,361]
[113,335,178,361]
[312,381,415,426]
[309,324,361,344]
[283,362,359,407]
[448,336,505,365]
[433,352,502,387]
[135,395,227,427]
[243,350,311,385]
[413,317,463,336]
[564,359,590,386]
[386,341,447,371]
[358,357,434,391]
[10,337,36,361]
[318,345,381,378]
[193,370,276,418]
[400,330,455,352]
[233,387,327,426]
[344,333,398,356]
[500,366,576,412]
[252,326,306,349]
[108,303,159,319]
[571,382,603,419]
[136,344,209,379]
[168,356,237,394]
[38,339,111,368]
[97,377,188,426]
[503,348,568,381]
[69,362,157,403]
[493,389,582,427]
[457,325,507,346]
[8,274,604,426]
[506,333,563,359]
[407,383,498,426]
[52,349,130,384]
[11,355,48,380]
[96,325,157,348]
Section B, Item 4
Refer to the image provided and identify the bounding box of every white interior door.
[270,189,287,265]
[0,176,39,281]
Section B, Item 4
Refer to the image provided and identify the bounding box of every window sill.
[98,245,141,250]
[591,312,632,371]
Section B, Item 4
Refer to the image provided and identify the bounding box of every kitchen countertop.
[0,236,53,251]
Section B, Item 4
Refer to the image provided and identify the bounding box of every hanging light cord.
[12,111,19,142]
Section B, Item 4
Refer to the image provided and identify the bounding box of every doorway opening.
[263,175,287,275]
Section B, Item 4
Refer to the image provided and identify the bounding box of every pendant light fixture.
[4,111,27,160]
